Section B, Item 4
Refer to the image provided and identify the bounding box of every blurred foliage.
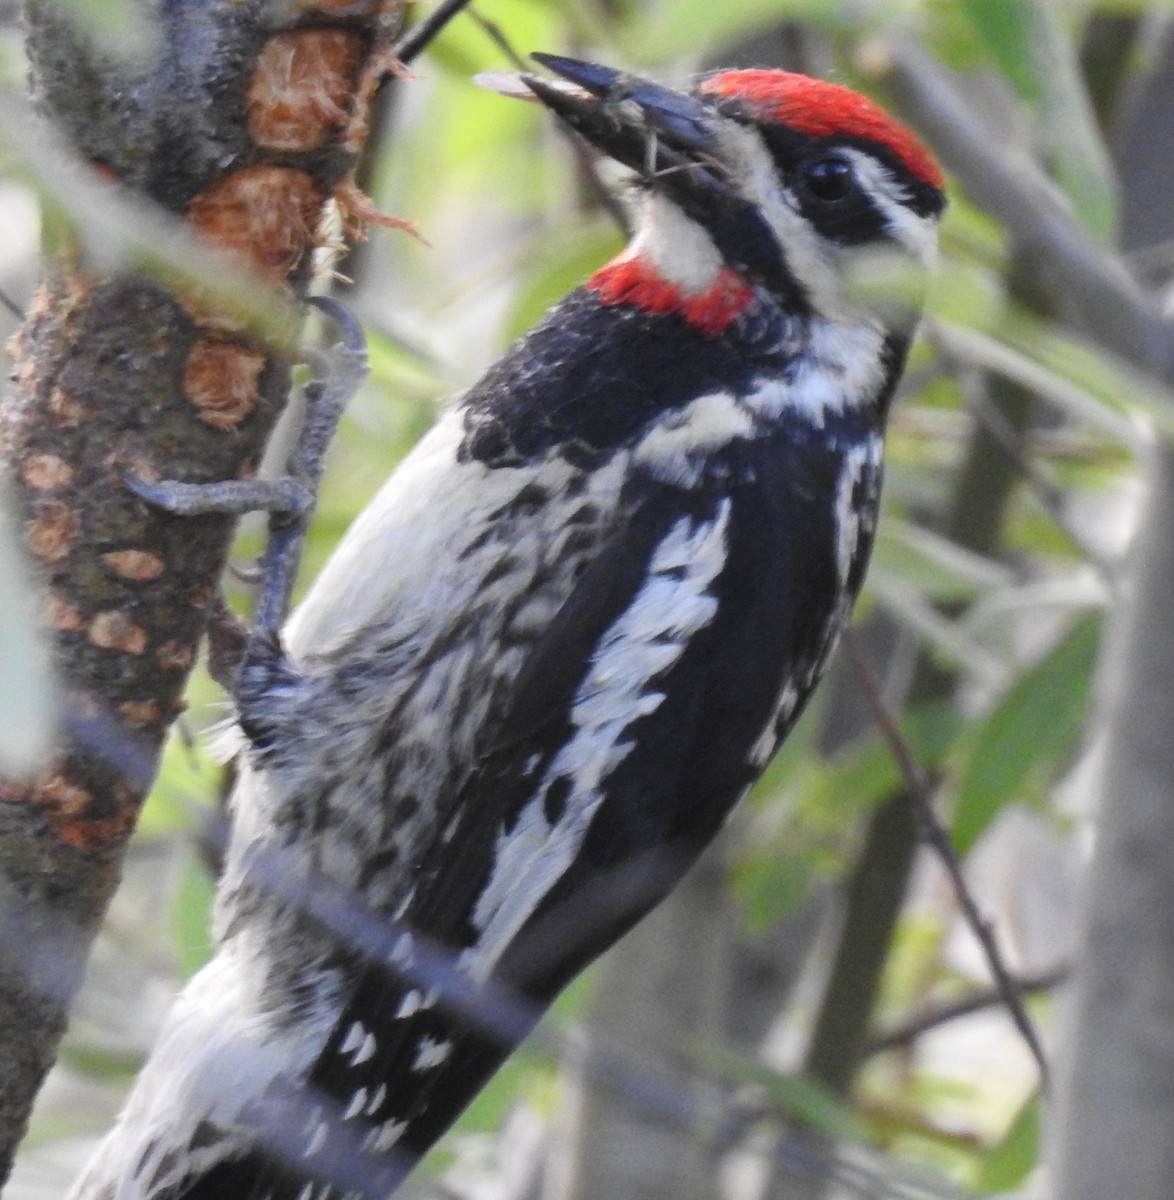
[5,0,1170,1196]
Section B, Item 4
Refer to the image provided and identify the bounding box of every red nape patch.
[699,70,944,191]
[587,255,753,336]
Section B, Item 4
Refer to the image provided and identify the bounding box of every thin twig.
[867,964,1068,1055]
[0,285,22,319]
[393,0,476,66]
[467,8,526,69]
[843,630,1051,1092]
[394,2,631,236]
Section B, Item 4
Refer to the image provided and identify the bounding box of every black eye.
[801,157,854,203]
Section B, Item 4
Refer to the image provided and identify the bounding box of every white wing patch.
[633,391,755,487]
[747,436,882,772]
[364,1118,407,1153]
[462,503,732,982]
[748,681,801,770]
[395,989,425,1019]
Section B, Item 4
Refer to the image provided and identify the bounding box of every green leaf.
[733,832,818,930]
[975,1093,1040,1192]
[734,704,964,930]
[997,308,1174,440]
[952,616,1100,854]
[925,240,1006,331]
[930,321,1144,451]
[363,329,441,406]
[959,0,1041,100]
[813,702,964,817]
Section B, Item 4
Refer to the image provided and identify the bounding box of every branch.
[843,633,1051,1091]
[868,965,1068,1055]
[394,0,475,65]
[876,39,1174,1196]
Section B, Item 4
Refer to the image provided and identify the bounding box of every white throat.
[626,193,724,294]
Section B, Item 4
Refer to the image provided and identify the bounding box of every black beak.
[523,53,728,197]
[526,53,716,167]
[523,54,800,308]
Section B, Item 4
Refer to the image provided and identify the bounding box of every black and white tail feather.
[70,55,944,1200]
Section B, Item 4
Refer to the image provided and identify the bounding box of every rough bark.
[0,0,404,1176]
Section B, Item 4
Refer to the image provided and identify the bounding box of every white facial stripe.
[837,148,939,268]
[463,503,732,982]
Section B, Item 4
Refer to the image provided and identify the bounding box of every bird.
[69,53,945,1200]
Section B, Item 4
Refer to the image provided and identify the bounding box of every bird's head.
[517,55,945,333]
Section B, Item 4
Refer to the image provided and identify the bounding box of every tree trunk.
[1049,442,1174,1198]
[0,0,404,1176]
[1050,19,1174,1196]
